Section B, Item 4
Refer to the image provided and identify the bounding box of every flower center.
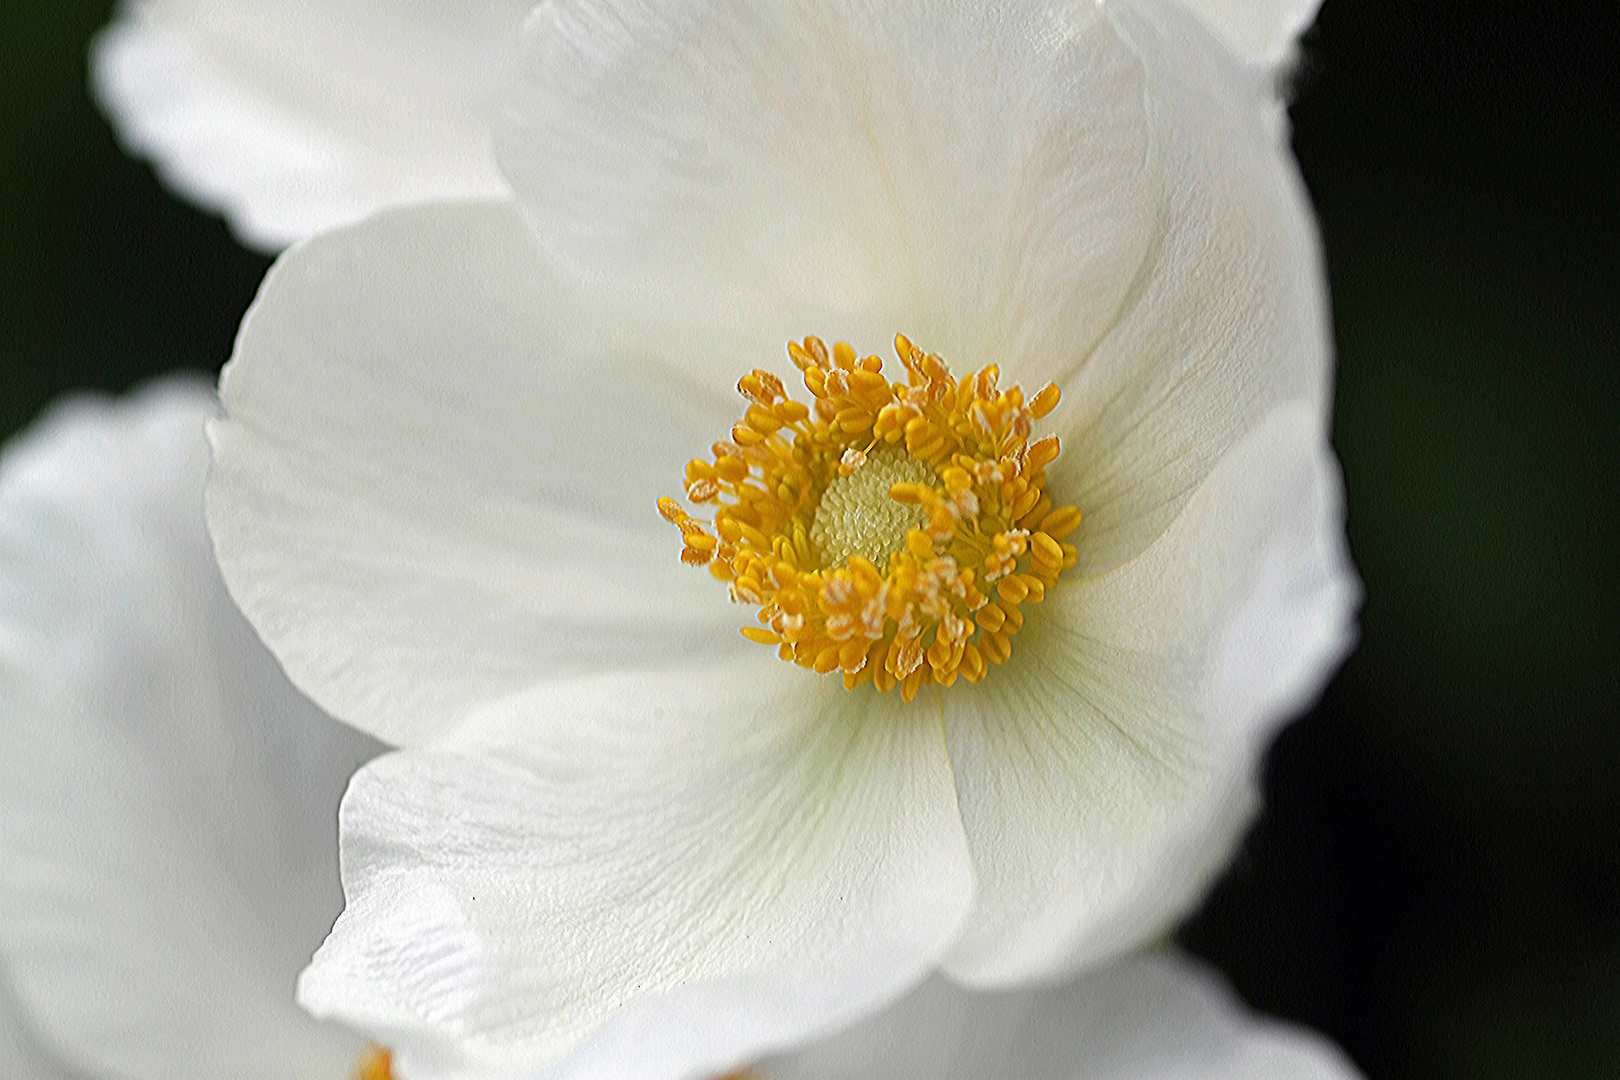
[810,445,934,567]
[660,335,1080,703]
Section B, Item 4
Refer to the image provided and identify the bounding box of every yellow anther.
[960,643,987,682]
[1027,435,1061,470]
[774,399,810,424]
[905,528,935,562]
[1040,504,1083,540]
[894,333,920,365]
[888,482,927,505]
[998,599,1024,631]
[660,336,1080,699]
[711,455,746,483]
[1018,492,1053,531]
[1028,382,1061,419]
[849,369,889,397]
[1030,530,1064,569]
[984,629,1012,664]
[836,408,874,435]
[738,373,774,405]
[745,404,783,432]
[731,423,767,447]
[997,575,1030,605]
[900,668,926,703]
[1010,487,1043,520]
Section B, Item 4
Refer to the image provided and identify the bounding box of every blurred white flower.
[0,388,1364,1080]
[206,1,1356,1077]
[0,382,383,1080]
[754,953,1363,1080]
[93,0,532,250]
[92,0,1318,251]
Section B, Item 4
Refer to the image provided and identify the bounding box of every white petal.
[1172,0,1323,67]
[298,658,974,1080]
[498,0,1159,366]
[942,404,1358,985]
[499,0,1330,580]
[0,382,381,1079]
[761,952,1361,1079]
[93,0,529,250]
[209,201,746,747]
[933,5,1346,978]
[1041,0,1332,577]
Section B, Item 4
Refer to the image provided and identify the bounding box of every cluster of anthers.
[660,335,1080,703]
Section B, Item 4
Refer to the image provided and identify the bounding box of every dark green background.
[3,2,1616,1077]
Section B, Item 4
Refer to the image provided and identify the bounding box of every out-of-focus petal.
[93,0,529,249]
[0,382,381,1080]
[761,952,1362,1079]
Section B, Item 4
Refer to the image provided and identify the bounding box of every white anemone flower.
[206,1,1357,1077]
[92,0,1320,251]
[0,389,1365,1080]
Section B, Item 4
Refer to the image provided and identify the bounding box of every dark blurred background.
[2,1,1616,1077]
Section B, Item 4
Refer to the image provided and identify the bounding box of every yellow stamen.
[661,335,1080,698]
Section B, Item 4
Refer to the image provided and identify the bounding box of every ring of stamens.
[660,334,1080,703]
